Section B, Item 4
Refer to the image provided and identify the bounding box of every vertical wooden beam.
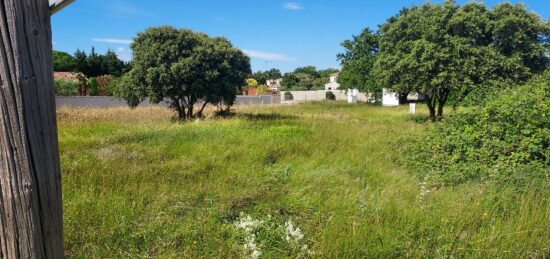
[0,0,64,258]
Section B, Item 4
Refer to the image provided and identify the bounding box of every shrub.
[402,77,549,186]
[89,77,98,96]
[284,92,294,101]
[96,75,115,96]
[54,79,79,96]
[257,85,270,95]
[326,91,336,101]
[105,77,123,97]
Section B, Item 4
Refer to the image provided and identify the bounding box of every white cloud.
[92,38,133,44]
[283,2,303,10]
[243,50,296,62]
[115,47,132,62]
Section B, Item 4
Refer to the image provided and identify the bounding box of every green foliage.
[105,76,123,97]
[402,78,549,186]
[73,48,129,78]
[54,79,79,96]
[337,28,379,93]
[122,26,251,119]
[246,78,258,88]
[96,75,116,96]
[89,77,98,96]
[256,85,270,95]
[52,50,76,71]
[252,69,282,84]
[372,1,547,120]
[325,91,336,101]
[281,66,336,91]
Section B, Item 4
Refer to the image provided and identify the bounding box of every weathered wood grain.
[0,0,64,258]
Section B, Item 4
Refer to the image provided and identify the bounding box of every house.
[324,73,340,90]
[266,78,283,92]
[53,71,79,81]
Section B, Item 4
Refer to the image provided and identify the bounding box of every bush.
[325,91,336,101]
[257,85,270,95]
[105,77,123,97]
[96,75,115,96]
[54,79,79,96]
[284,92,294,101]
[89,77,98,96]
[402,78,549,186]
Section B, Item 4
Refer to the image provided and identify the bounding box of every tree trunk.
[425,95,436,121]
[0,0,64,258]
[172,98,185,121]
[436,90,449,121]
[197,101,208,118]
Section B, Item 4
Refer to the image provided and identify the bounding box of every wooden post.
[0,0,64,258]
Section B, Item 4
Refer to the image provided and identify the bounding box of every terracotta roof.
[54,72,79,81]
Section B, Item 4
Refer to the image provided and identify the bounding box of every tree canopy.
[120,26,251,120]
[252,69,282,84]
[371,0,548,120]
[52,50,76,72]
[57,48,129,77]
[337,29,379,93]
[281,66,339,91]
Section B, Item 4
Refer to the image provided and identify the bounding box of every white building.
[266,78,283,92]
[382,88,400,106]
[324,73,340,90]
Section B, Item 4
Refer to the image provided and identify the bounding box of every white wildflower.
[234,213,263,259]
[284,219,304,242]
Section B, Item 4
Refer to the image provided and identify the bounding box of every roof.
[330,73,340,77]
[49,0,75,15]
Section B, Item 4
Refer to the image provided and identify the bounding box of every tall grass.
[58,103,550,257]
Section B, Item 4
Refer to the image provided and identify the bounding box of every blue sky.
[52,0,549,73]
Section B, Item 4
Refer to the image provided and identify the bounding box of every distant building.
[325,73,340,90]
[53,71,79,81]
[266,78,283,92]
[382,88,399,106]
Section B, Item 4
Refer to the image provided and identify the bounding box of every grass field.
[58,103,550,258]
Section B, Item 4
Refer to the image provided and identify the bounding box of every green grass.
[58,103,550,258]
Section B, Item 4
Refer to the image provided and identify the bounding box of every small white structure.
[409,103,416,114]
[266,78,283,92]
[347,89,358,104]
[324,73,340,90]
[382,88,399,106]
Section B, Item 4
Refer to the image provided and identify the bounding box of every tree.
[0,0,64,257]
[121,26,251,120]
[73,48,129,78]
[294,66,320,78]
[372,1,541,121]
[246,78,259,88]
[337,29,379,92]
[52,50,76,71]
[266,68,282,80]
[74,49,89,76]
[103,49,127,77]
[491,3,550,73]
[252,69,282,84]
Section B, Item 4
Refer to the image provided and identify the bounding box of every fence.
[55,96,274,108]
[280,90,370,104]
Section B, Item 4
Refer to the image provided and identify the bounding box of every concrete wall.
[280,90,370,104]
[56,95,273,108]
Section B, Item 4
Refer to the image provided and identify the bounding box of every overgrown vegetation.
[54,79,79,96]
[58,103,550,257]
[401,77,549,186]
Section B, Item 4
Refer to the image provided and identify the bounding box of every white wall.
[281,90,370,104]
